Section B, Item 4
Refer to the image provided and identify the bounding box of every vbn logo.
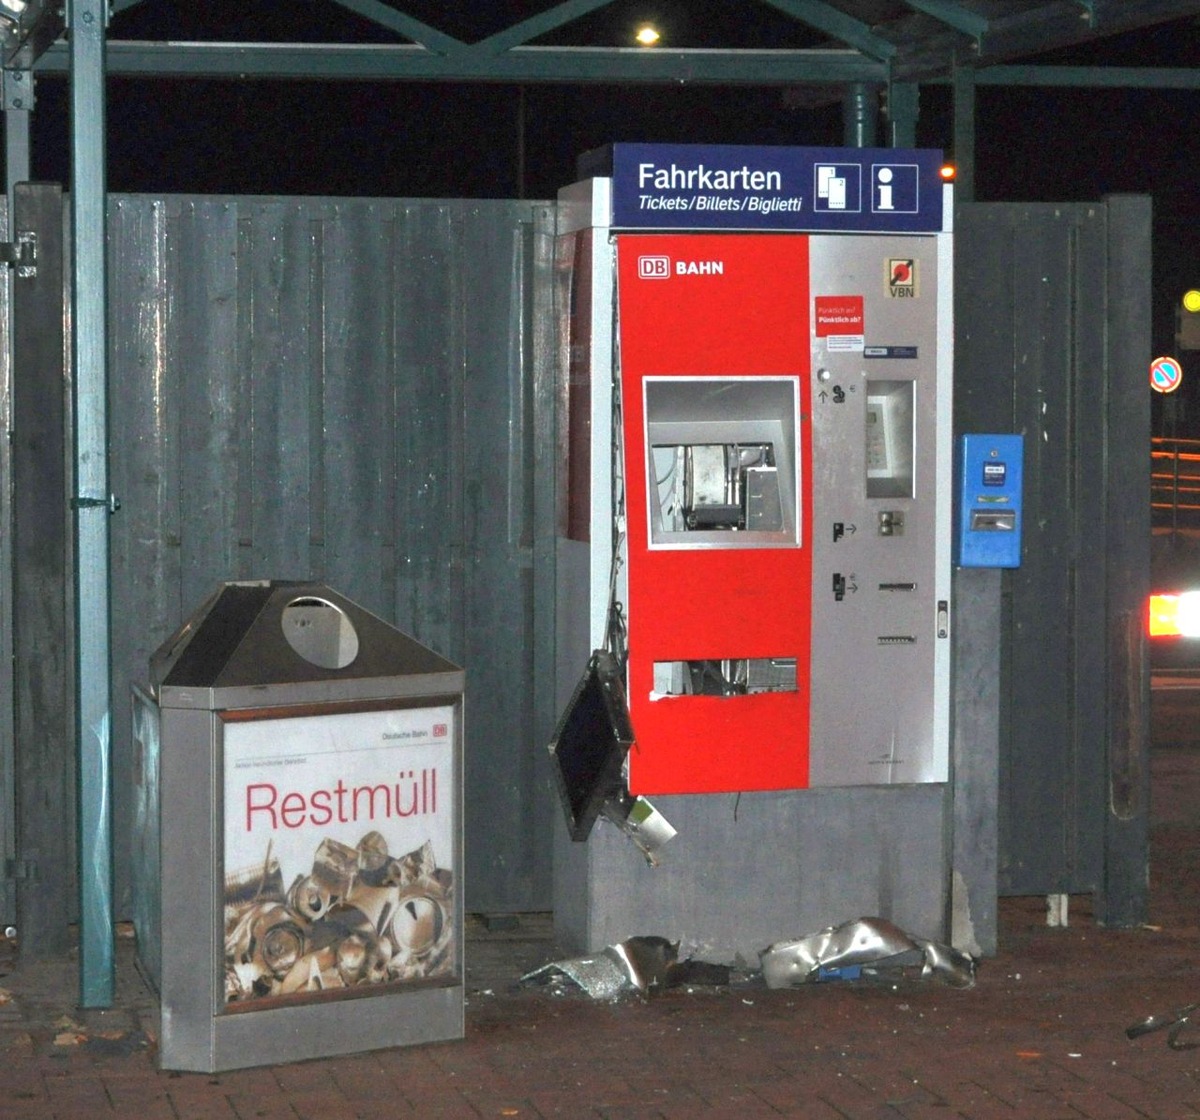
[638,255,671,279]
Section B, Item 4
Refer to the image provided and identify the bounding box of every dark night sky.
[13,2,1200,426]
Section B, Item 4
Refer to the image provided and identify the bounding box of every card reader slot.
[970,509,1016,532]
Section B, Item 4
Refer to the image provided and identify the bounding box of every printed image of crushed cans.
[223,830,453,1004]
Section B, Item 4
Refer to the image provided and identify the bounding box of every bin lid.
[149,581,462,706]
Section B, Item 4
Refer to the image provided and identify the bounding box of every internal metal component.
[654,442,779,532]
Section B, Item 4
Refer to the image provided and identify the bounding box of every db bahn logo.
[638,255,671,279]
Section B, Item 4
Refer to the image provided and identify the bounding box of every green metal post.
[68,0,114,1008]
[842,81,878,148]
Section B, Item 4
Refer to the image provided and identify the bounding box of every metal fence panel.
[955,199,1149,918]
[107,195,556,917]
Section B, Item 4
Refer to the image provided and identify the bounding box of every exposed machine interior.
[651,441,778,532]
[644,377,799,549]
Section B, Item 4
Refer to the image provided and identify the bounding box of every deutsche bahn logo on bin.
[638,255,671,279]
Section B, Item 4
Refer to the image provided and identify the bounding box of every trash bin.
[130,581,464,1072]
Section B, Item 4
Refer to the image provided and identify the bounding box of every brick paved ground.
[2,745,1199,1119]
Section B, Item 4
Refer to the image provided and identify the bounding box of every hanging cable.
[604,314,629,672]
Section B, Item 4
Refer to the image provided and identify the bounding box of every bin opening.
[282,596,360,669]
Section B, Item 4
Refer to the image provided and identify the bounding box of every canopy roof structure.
[6,0,1200,88]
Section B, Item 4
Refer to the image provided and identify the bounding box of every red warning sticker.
[814,295,864,337]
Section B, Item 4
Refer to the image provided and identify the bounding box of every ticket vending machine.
[553,144,954,956]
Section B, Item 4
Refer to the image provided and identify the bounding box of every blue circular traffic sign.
[1151,355,1183,394]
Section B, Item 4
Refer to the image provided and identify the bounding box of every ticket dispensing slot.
[645,377,799,549]
[865,381,915,500]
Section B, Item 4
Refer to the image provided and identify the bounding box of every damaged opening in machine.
[653,656,798,697]
[644,376,800,549]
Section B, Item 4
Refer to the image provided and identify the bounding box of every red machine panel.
[616,233,812,794]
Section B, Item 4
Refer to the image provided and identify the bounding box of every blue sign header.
[603,143,945,234]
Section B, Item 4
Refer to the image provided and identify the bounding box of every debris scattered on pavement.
[1127,1003,1199,1050]
[760,916,977,989]
[50,1015,85,1046]
[521,935,730,999]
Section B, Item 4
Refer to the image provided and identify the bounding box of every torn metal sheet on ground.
[520,935,730,999]
[760,916,977,989]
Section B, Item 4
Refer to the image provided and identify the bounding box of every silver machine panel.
[807,233,952,786]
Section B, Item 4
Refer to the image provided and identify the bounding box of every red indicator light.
[1149,594,1181,637]
[939,164,956,181]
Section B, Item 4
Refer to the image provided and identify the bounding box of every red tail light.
[1149,592,1200,637]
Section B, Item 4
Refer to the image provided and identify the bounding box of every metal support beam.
[901,0,988,39]
[67,0,114,1009]
[474,0,619,54]
[0,0,64,70]
[3,69,33,210]
[885,80,919,147]
[951,63,975,203]
[328,0,465,53]
[36,40,887,84]
[761,0,896,61]
[976,65,1200,90]
[842,81,878,147]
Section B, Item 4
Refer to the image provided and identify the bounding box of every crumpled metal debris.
[760,916,976,989]
[521,935,730,999]
[1127,1003,1200,1050]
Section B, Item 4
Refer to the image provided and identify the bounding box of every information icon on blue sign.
[871,163,920,215]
